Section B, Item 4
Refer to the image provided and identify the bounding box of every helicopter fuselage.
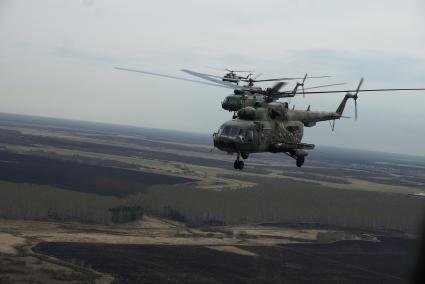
[213,105,305,155]
[221,92,265,112]
[213,97,350,169]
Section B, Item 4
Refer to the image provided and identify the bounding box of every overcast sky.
[1,0,425,155]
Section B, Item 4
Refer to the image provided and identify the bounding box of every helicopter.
[115,67,338,115]
[202,67,256,85]
[182,70,343,114]
[213,77,425,169]
[215,79,362,169]
[220,69,254,84]
[115,66,425,169]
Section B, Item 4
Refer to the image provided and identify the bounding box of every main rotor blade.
[302,82,347,90]
[269,82,286,94]
[180,69,226,79]
[181,69,245,90]
[115,67,234,89]
[190,71,223,79]
[226,69,254,73]
[207,67,254,73]
[242,75,331,83]
[291,88,425,95]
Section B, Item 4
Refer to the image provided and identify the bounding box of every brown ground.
[0,215,379,283]
[0,115,423,283]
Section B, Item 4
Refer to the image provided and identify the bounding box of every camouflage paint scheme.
[113,68,425,168]
[213,94,355,169]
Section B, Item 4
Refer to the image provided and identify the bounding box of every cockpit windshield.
[226,96,239,103]
[218,126,254,142]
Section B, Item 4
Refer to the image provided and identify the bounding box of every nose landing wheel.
[234,153,245,170]
[234,160,244,170]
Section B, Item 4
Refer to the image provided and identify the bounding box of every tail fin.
[336,94,356,115]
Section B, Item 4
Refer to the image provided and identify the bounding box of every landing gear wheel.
[296,156,305,167]
[241,153,249,159]
[233,153,245,170]
[233,160,244,170]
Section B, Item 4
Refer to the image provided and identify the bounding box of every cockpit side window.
[238,129,246,141]
[245,130,254,142]
[229,127,239,137]
[220,127,252,141]
[222,126,231,136]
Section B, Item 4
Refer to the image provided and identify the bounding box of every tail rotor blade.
[355,77,364,96]
[355,99,358,120]
[303,73,308,84]
[354,77,362,120]
[302,73,307,98]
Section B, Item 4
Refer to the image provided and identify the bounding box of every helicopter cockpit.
[223,72,237,82]
[216,126,254,143]
[221,95,242,111]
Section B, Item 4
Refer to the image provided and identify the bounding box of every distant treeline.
[0,181,141,224]
[1,177,424,233]
[131,180,425,233]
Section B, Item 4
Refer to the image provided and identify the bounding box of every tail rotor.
[336,77,363,120]
[353,77,363,120]
[293,73,308,97]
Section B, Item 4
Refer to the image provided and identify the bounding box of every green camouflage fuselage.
[213,99,347,156]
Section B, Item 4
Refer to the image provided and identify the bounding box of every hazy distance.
[1,0,425,155]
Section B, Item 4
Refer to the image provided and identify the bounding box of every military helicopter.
[214,79,363,169]
[213,77,425,169]
[203,67,256,84]
[115,66,425,169]
[219,68,254,84]
[182,70,342,114]
[115,67,338,115]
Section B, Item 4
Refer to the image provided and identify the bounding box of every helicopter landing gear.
[234,153,244,170]
[296,156,305,167]
[287,150,307,167]
[234,160,244,170]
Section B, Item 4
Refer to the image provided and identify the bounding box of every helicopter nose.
[214,134,245,153]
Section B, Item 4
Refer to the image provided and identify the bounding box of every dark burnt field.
[34,238,416,284]
[0,150,194,197]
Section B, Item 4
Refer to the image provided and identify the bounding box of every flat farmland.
[33,237,415,284]
[0,150,194,197]
[0,112,424,284]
